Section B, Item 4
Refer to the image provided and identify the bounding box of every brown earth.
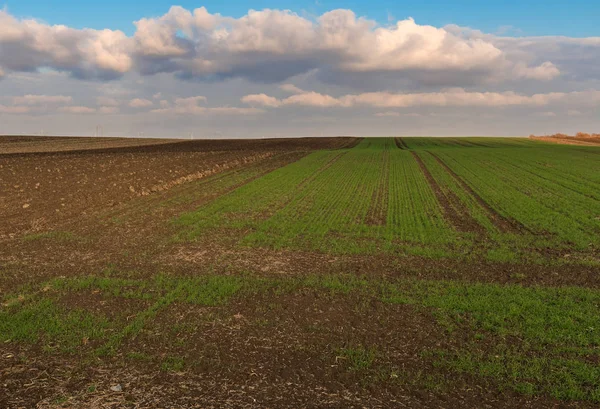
[529,134,600,146]
[0,135,183,154]
[0,136,355,239]
[1,135,598,408]
[411,151,484,235]
[427,151,526,234]
[3,293,592,409]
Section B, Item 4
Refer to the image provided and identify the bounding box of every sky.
[0,1,599,138]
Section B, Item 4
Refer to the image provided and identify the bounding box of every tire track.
[395,137,409,150]
[365,150,390,226]
[411,152,485,234]
[428,152,526,234]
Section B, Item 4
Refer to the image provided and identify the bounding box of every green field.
[2,136,600,407]
[176,137,600,263]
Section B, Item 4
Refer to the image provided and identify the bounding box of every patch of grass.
[384,280,600,402]
[337,345,377,371]
[161,355,185,372]
[22,231,80,243]
[127,351,153,361]
[168,275,245,306]
[444,349,600,401]
[6,272,600,402]
[95,290,178,357]
[0,298,109,352]
[50,275,157,300]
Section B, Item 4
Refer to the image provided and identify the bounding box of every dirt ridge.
[394,137,409,150]
[428,151,526,234]
[365,150,390,226]
[411,151,484,234]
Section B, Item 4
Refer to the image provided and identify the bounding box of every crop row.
[433,144,600,250]
[175,137,600,261]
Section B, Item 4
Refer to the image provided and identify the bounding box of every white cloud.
[96,96,120,106]
[151,105,264,115]
[243,88,600,109]
[58,106,96,114]
[13,94,72,105]
[0,10,132,79]
[279,84,305,94]
[99,106,119,114]
[152,95,262,115]
[2,7,599,88]
[128,98,153,108]
[513,61,560,81]
[0,105,30,114]
[127,7,565,86]
[241,93,282,107]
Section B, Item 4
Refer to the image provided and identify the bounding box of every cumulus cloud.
[129,98,153,108]
[151,95,263,115]
[446,26,600,82]
[1,7,599,88]
[13,94,72,105]
[127,7,560,86]
[240,93,281,107]
[243,87,600,109]
[279,84,305,94]
[512,61,560,81]
[0,10,132,80]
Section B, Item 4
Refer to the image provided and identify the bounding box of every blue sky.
[5,0,600,37]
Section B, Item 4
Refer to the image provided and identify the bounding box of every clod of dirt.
[110,384,123,392]
[22,203,30,209]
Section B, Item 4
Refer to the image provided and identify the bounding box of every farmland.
[1,136,600,408]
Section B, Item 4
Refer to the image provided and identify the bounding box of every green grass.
[3,271,600,401]
[337,345,378,371]
[161,355,186,372]
[0,298,110,352]
[22,230,80,242]
[173,137,599,264]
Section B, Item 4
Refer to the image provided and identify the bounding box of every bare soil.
[530,135,600,146]
[1,135,598,408]
[411,152,485,235]
[428,152,526,234]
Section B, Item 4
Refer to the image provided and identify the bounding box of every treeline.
[530,132,600,139]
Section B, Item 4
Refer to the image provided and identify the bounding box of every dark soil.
[1,135,598,408]
[427,151,526,234]
[411,151,485,235]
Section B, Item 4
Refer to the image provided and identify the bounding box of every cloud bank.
[242,88,600,109]
[2,7,592,87]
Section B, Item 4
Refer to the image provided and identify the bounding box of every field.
[1,135,599,408]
